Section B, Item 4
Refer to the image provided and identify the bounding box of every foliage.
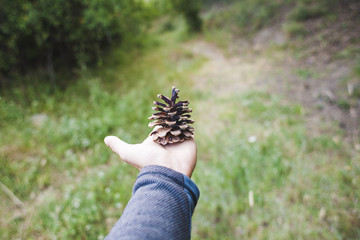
[0,0,150,86]
[171,0,203,32]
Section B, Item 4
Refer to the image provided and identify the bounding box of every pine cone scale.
[157,94,173,105]
[153,101,167,108]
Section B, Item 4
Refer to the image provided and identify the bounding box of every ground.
[186,33,359,146]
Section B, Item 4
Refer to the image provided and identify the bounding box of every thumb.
[104,136,140,168]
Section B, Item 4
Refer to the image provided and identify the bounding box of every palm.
[105,135,197,177]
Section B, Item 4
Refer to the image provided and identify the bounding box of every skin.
[104,135,197,178]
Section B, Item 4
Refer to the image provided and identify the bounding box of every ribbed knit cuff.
[136,165,200,214]
[184,174,200,215]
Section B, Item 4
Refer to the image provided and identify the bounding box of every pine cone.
[148,86,194,145]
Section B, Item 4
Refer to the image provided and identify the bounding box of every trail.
[185,38,359,147]
[183,39,276,138]
[185,40,270,97]
[183,38,360,239]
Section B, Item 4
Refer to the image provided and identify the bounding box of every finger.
[104,136,140,168]
[104,136,129,157]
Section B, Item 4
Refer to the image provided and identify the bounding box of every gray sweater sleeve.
[105,165,200,240]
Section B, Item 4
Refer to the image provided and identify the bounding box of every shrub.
[171,0,203,32]
[0,0,150,86]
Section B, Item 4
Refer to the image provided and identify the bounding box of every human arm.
[104,135,199,240]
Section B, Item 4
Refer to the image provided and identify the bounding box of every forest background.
[1,0,359,239]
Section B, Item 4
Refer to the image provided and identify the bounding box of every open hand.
[104,134,197,178]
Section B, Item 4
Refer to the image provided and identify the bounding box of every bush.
[171,0,203,32]
[0,0,150,86]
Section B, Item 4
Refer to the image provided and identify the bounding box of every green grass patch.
[287,0,338,22]
[191,89,359,239]
[203,0,287,34]
[0,30,205,239]
[283,21,307,38]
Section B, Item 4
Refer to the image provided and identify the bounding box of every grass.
[203,0,287,34]
[1,2,360,240]
[287,0,338,22]
[203,0,341,46]
[201,0,290,50]
[192,91,359,239]
[0,21,204,239]
[283,21,307,38]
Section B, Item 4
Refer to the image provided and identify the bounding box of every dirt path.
[185,40,270,97]
[184,39,277,137]
[185,38,359,148]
